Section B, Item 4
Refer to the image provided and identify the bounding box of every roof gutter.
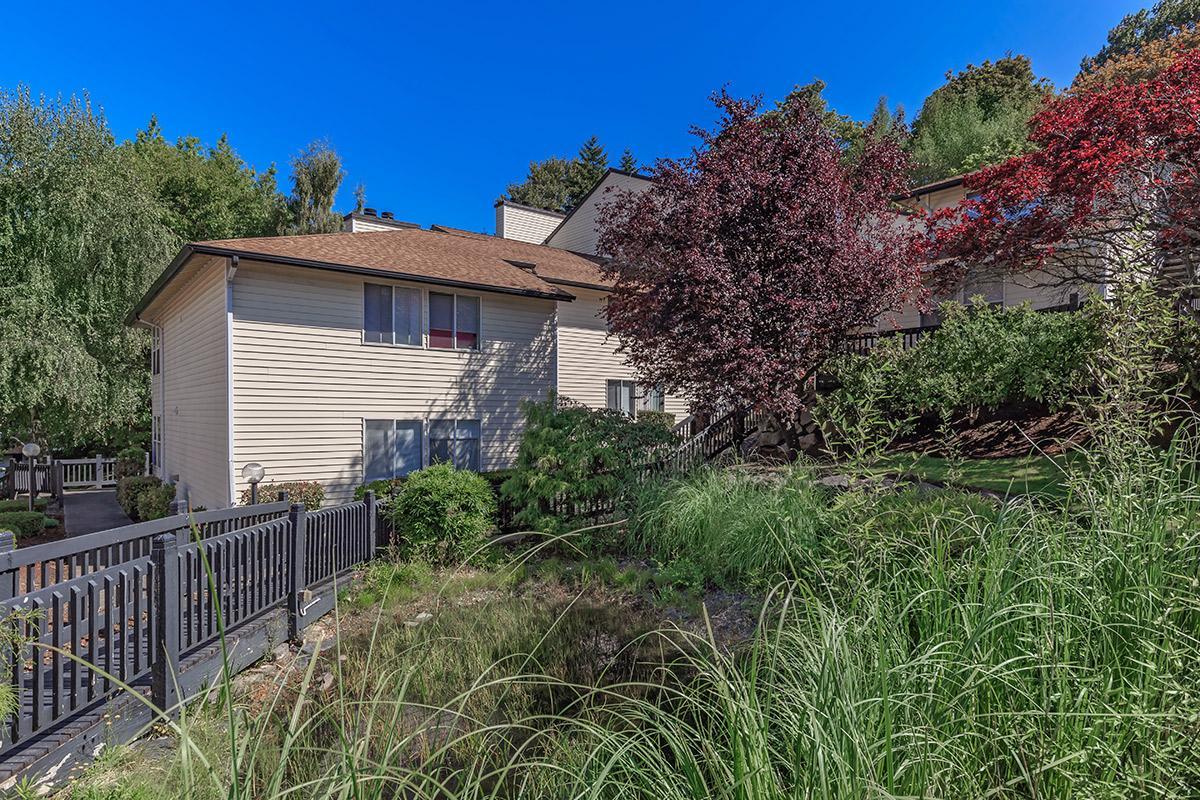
[128,244,576,325]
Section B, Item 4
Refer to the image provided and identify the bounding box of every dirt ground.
[893,402,1090,458]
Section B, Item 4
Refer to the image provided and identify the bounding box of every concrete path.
[63,489,132,536]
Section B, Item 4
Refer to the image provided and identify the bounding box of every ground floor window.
[639,385,664,414]
[606,380,636,416]
[429,419,481,471]
[364,419,424,481]
[607,380,663,417]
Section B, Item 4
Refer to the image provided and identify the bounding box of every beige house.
[882,176,1094,330]
[130,169,683,509]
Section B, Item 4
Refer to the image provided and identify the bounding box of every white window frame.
[428,418,483,471]
[362,418,426,482]
[362,282,425,349]
[151,326,162,375]
[428,291,482,351]
[151,414,163,477]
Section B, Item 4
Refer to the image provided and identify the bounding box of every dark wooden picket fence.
[0,493,380,763]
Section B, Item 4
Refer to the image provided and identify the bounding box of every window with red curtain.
[429,292,455,349]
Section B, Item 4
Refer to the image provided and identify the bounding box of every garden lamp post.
[242,462,265,505]
[21,441,40,512]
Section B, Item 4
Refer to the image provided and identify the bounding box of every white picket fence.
[56,453,150,488]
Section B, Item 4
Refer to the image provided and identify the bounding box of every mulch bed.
[892,402,1090,459]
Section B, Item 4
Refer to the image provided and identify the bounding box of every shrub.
[136,483,175,522]
[823,301,1103,425]
[353,477,404,504]
[117,475,163,519]
[238,480,323,509]
[115,446,146,480]
[501,394,679,532]
[635,410,676,431]
[389,463,496,566]
[0,498,47,513]
[0,511,52,539]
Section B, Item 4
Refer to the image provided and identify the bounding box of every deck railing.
[0,493,379,760]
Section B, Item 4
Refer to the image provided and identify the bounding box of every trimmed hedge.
[0,511,53,539]
[0,498,47,513]
[238,480,324,509]
[136,483,175,522]
[117,476,163,519]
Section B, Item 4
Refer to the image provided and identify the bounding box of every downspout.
[225,256,238,507]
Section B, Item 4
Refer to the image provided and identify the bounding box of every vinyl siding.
[556,287,688,419]
[146,259,230,510]
[545,172,652,255]
[230,261,556,505]
[882,268,1086,330]
[495,203,563,244]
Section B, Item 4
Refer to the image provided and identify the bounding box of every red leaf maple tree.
[931,49,1200,296]
[596,92,923,419]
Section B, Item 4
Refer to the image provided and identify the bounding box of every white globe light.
[241,462,265,483]
[21,442,40,458]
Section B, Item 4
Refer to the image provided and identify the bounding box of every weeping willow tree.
[0,88,176,448]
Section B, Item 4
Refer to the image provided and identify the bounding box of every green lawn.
[875,451,1086,499]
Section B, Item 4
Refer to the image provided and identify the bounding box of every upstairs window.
[151,327,161,375]
[429,419,481,470]
[429,292,480,350]
[364,283,422,346]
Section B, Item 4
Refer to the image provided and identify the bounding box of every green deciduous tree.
[127,116,288,242]
[0,88,176,448]
[286,139,345,234]
[909,56,1053,183]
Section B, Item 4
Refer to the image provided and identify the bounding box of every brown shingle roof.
[130,226,619,325]
[191,228,581,298]
[428,225,612,288]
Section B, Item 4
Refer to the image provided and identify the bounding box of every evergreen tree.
[286,140,345,234]
[619,148,639,173]
[567,135,609,203]
[504,136,630,213]
[503,156,575,212]
[1080,0,1200,73]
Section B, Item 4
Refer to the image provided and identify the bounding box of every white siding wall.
[545,173,652,256]
[149,260,230,510]
[556,287,688,419]
[230,261,556,505]
[495,203,563,244]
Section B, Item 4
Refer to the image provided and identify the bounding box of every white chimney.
[494,200,564,245]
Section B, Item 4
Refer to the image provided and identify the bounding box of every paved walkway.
[62,489,132,536]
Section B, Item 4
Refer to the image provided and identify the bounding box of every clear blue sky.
[4,0,1145,234]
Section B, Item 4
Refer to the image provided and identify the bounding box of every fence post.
[93,454,103,488]
[0,531,14,603]
[52,462,64,501]
[287,503,307,641]
[143,450,151,477]
[364,490,379,552]
[151,533,180,715]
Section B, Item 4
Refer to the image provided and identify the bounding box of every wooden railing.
[0,493,379,760]
[57,454,148,488]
